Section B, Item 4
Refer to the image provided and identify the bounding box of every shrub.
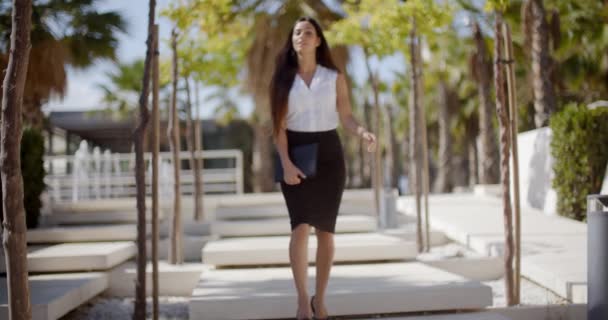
[550,104,608,221]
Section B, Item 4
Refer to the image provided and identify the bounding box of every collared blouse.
[286,64,339,132]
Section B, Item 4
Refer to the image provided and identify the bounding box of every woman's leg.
[313,228,334,318]
[290,223,312,318]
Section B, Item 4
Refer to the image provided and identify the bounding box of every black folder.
[274,143,319,182]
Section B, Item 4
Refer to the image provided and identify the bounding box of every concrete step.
[202,233,416,267]
[366,304,586,320]
[380,227,449,247]
[214,202,375,220]
[27,224,140,243]
[107,261,208,297]
[189,262,493,319]
[147,235,218,262]
[367,313,509,320]
[0,242,135,273]
[44,210,165,225]
[0,272,108,320]
[211,215,377,237]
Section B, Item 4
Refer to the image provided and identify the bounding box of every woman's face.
[292,21,320,55]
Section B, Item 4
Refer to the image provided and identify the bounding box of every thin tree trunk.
[409,25,423,253]
[362,100,373,187]
[168,29,183,264]
[193,81,204,220]
[530,0,557,127]
[362,48,382,216]
[133,1,156,318]
[184,76,202,220]
[494,14,515,306]
[382,103,394,190]
[415,29,431,252]
[387,104,401,190]
[151,24,160,320]
[503,22,521,305]
[473,22,500,185]
[1,1,33,318]
[466,116,479,187]
[434,80,453,193]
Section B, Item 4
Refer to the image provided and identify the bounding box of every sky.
[45,0,409,119]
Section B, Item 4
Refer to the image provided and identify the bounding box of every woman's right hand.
[283,161,306,185]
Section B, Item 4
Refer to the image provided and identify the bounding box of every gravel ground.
[62,273,568,319]
[62,296,189,320]
[62,241,569,319]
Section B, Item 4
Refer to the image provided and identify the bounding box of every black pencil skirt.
[279,129,346,233]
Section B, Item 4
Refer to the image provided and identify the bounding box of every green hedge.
[0,128,45,229]
[550,104,608,221]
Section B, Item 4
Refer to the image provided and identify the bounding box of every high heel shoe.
[310,295,329,320]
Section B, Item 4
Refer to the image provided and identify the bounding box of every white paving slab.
[398,193,587,303]
[214,202,375,220]
[202,233,416,266]
[421,257,504,281]
[380,227,449,247]
[367,304,586,320]
[189,262,492,319]
[211,215,377,237]
[148,235,218,262]
[27,224,140,243]
[51,198,149,213]
[0,272,108,320]
[107,261,208,297]
[372,313,510,320]
[0,242,135,273]
[45,210,165,225]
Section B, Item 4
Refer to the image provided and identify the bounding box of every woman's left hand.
[361,131,376,152]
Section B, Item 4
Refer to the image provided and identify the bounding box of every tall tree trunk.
[193,80,204,220]
[133,1,156,318]
[1,1,33,319]
[473,22,500,185]
[529,0,557,127]
[467,120,479,187]
[362,48,382,216]
[382,104,394,190]
[409,26,423,253]
[415,28,431,252]
[252,117,274,192]
[150,24,160,320]
[184,76,202,220]
[386,104,401,190]
[362,100,373,187]
[494,14,516,306]
[434,80,453,193]
[168,29,183,264]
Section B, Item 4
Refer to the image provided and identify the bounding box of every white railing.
[44,149,244,203]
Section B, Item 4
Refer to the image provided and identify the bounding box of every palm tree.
[0,0,127,129]
[472,21,499,184]
[98,59,146,117]
[1,2,33,318]
[522,0,557,128]
[245,0,347,192]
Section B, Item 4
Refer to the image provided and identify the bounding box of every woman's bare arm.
[336,73,376,151]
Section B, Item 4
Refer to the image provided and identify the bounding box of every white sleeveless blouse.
[286,65,339,132]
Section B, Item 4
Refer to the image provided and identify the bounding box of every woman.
[270,17,376,320]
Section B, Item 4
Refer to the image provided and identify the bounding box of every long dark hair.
[269,16,339,137]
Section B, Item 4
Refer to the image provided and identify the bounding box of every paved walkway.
[398,193,587,303]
